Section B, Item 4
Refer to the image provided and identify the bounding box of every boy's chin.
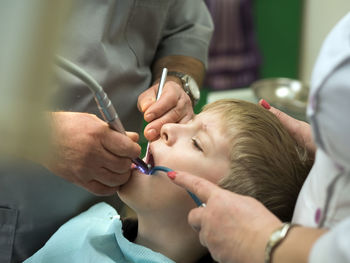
[117,167,150,204]
[117,168,139,192]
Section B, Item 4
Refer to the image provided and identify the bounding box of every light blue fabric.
[25,203,175,263]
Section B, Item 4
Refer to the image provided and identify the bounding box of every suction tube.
[150,166,205,207]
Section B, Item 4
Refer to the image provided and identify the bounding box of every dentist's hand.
[43,112,141,195]
[138,78,194,141]
[168,171,281,263]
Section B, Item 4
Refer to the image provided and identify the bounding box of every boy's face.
[118,111,231,214]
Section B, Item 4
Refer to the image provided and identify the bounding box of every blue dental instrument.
[144,68,168,167]
[55,55,150,174]
[149,166,204,207]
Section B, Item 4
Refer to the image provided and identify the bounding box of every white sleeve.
[308,12,350,170]
[309,217,350,263]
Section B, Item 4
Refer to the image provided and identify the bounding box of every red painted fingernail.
[167,171,177,180]
[260,99,271,109]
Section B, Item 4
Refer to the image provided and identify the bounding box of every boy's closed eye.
[192,137,203,152]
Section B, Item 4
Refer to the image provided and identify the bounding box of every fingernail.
[140,103,146,113]
[167,171,177,180]
[260,99,271,109]
[147,129,157,139]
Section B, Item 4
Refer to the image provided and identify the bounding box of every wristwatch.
[167,71,200,106]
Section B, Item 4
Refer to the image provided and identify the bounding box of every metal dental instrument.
[144,67,168,167]
[55,55,150,174]
[156,68,168,100]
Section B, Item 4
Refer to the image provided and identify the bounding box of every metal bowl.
[251,78,309,120]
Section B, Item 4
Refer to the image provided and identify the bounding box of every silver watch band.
[265,223,298,263]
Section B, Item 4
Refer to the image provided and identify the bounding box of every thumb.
[126,131,139,142]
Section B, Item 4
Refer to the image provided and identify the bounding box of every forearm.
[273,226,327,263]
[152,55,205,87]
[26,111,69,169]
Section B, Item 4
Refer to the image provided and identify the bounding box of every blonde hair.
[202,99,312,221]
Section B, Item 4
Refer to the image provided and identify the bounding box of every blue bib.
[25,203,175,263]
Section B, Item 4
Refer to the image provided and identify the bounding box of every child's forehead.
[191,111,228,137]
[197,110,239,140]
[200,112,232,158]
[195,111,224,126]
[196,110,222,120]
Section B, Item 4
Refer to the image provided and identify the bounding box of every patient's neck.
[134,210,206,263]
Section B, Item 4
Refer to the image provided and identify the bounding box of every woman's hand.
[259,99,316,159]
[138,78,194,141]
[168,171,282,263]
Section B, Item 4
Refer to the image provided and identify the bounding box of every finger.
[126,131,139,142]
[259,99,299,132]
[101,130,141,158]
[262,102,310,145]
[95,167,130,187]
[260,101,316,156]
[168,171,218,203]
[82,180,119,196]
[137,85,157,113]
[178,108,194,124]
[188,207,205,232]
[143,81,183,122]
[143,97,191,141]
[269,106,298,131]
[95,144,133,174]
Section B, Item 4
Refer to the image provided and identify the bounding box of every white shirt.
[292,12,350,262]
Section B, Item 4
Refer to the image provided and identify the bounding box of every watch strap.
[265,223,298,263]
[167,71,185,81]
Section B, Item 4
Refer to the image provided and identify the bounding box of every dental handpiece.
[55,56,150,173]
[94,90,149,173]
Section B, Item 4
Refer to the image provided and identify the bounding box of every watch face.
[188,77,200,100]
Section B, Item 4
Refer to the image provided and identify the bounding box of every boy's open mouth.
[146,149,155,170]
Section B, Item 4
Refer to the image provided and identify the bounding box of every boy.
[25,99,312,263]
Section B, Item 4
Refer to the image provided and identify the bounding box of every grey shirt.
[0,1,213,262]
[56,0,213,131]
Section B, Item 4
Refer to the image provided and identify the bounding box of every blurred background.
[199,0,350,121]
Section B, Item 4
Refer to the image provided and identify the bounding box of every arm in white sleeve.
[309,217,350,263]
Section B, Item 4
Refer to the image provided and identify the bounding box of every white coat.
[292,12,350,262]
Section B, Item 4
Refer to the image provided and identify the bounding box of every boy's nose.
[160,123,177,146]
